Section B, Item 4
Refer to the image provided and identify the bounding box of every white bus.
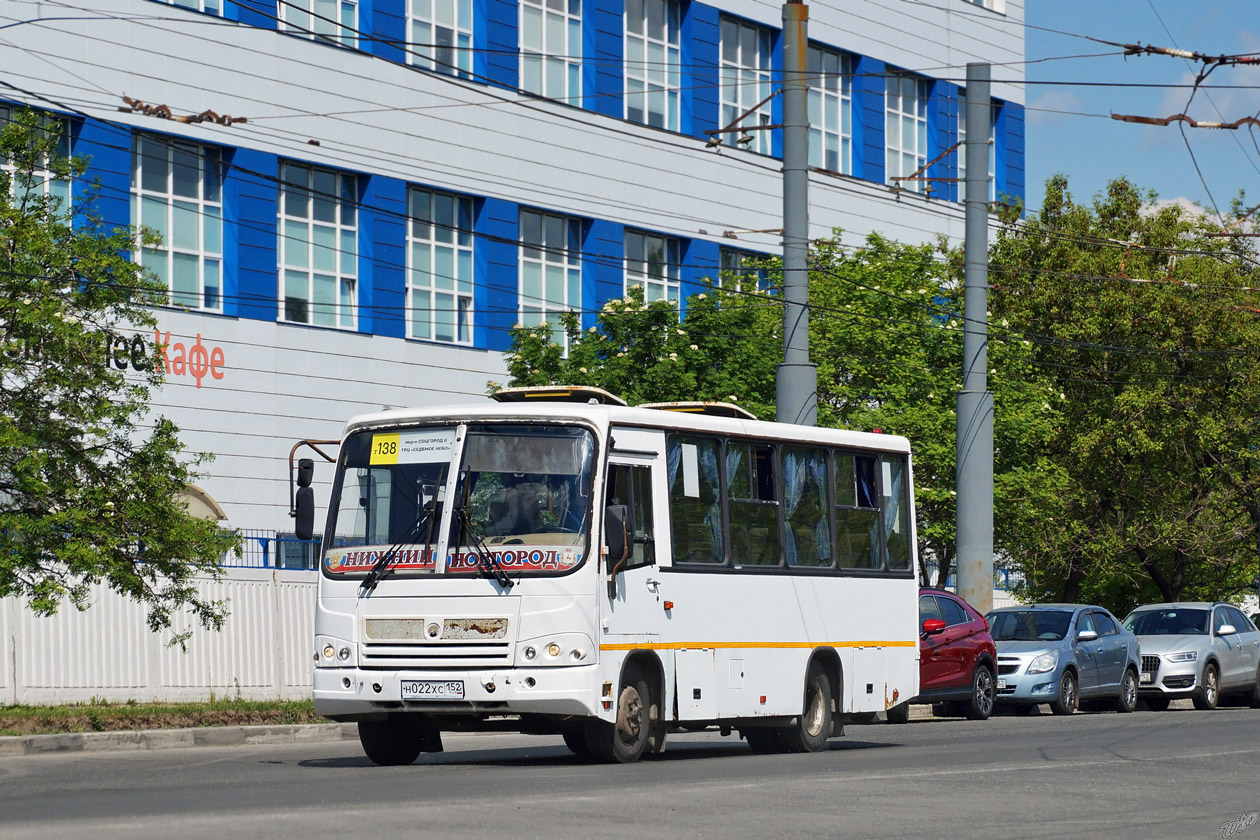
[299,387,919,764]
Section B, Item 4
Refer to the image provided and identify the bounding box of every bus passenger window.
[727,443,780,567]
[667,436,723,564]
[782,446,831,567]
[836,453,880,570]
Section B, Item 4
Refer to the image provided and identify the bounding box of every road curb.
[0,722,359,757]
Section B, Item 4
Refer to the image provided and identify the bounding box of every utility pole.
[956,62,994,613]
[776,0,816,426]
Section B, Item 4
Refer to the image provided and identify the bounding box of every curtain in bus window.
[726,442,779,566]
[883,456,911,570]
[836,453,880,569]
[783,446,831,567]
[667,435,723,563]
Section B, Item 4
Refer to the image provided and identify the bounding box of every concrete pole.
[776,0,816,426]
[956,63,994,612]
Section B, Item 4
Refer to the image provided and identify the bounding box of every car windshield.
[1123,608,1209,636]
[987,610,1074,642]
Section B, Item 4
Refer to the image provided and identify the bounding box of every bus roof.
[341,397,912,454]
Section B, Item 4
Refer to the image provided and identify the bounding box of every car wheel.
[1192,663,1219,711]
[1049,670,1078,716]
[778,662,833,753]
[1113,668,1138,713]
[1249,666,1260,710]
[1142,697,1171,712]
[886,702,911,725]
[965,664,996,721]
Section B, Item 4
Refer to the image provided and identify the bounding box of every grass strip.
[0,698,324,736]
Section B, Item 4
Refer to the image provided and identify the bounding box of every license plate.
[401,680,464,700]
[997,679,1007,690]
[1140,672,1153,683]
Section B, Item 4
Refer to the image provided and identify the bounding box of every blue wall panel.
[591,0,625,119]
[225,148,279,322]
[851,56,884,185]
[684,2,719,139]
[478,197,519,351]
[938,81,959,202]
[1003,102,1025,206]
[587,218,624,328]
[682,238,720,306]
[361,175,406,337]
[72,118,130,235]
[484,0,519,90]
[230,0,278,30]
[366,0,407,64]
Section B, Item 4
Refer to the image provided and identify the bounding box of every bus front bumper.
[313,664,601,720]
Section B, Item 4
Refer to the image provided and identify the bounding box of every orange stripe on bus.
[598,641,916,651]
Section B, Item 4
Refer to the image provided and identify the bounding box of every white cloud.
[1026,90,1087,126]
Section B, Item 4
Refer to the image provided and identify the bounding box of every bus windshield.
[323,423,595,578]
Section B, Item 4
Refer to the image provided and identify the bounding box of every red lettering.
[153,329,171,373]
[187,334,210,388]
[171,342,186,375]
[210,346,224,380]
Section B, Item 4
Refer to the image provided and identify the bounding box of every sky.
[1023,0,1260,219]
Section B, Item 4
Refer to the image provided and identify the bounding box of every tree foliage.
[990,176,1260,612]
[0,110,233,643]
[497,235,1054,589]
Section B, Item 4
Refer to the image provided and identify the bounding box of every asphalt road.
[2,705,1257,840]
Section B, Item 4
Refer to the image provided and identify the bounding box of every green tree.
[989,176,1260,613]
[497,235,1056,589]
[0,110,233,643]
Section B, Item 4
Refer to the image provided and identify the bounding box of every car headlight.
[1166,650,1198,663]
[1027,651,1059,674]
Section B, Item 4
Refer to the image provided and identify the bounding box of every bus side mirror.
[605,504,631,598]
[295,458,315,541]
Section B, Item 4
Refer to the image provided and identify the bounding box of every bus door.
[602,450,665,640]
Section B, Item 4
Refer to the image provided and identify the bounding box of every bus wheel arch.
[811,648,844,737]
[585,653,661,763]
[779,649,840,752]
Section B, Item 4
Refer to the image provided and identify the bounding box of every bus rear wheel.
[778,663,833,753]
[585,662,651,763]
[358,715,442,766]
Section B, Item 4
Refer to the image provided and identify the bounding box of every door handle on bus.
[645,578,661,590]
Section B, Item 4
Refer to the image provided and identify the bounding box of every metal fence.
[220,529,321,570]
[920,563,1024,593]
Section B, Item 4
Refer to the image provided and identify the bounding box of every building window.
[279,162,358,328]
[625,0,680,131]
[625,230,680,303]
[156,0,223,13]
[957,91,996,202]
[280,0,358,48]
[131,134,223,310]
[964,0,1006,12]
[408,0,472,77]
[719,17,773,155]
[519,208,581,347]
[521,0,582,102]
[408,187,474,344]
[885,71,929,194]
[1,105,71,208]
[806,45,851,174]
[718,247,767,289]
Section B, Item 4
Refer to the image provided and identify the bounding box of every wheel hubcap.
[1206,671,1217,703]
[976,671,994,714]
[804,679,825,736]
[616,686,644,745]
[1063,677,1075,708]
[1124,675,1136,707]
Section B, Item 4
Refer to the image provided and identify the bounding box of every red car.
[887,588,998,723]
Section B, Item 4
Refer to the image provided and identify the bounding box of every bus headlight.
[323,645,336,660]
[516,634,595,666]
[547,643,561,658]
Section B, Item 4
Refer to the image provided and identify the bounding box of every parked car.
[886,588,997,723]
[985,604,1140,715]
[1122,602,1260,711]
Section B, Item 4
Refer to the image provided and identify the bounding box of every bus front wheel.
[585,662,651,763]
[358,715,442,766]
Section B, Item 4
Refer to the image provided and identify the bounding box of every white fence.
[0,569,315,705]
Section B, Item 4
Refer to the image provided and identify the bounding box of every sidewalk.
[0,722,359,757]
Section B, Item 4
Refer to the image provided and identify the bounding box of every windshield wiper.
[360,502,439,595]
[454,504,513,589]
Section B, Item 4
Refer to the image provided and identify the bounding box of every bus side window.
[727,442,780,567]
[607,464,656,569]
[836,453,881,570]
[667,435,723,564]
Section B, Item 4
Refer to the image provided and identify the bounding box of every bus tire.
[886,702,911,725]
[779,662,833,753]
[585,662,650,763]
[562,726,590,757]
[743,727,781,754]
[358,715,441,766]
